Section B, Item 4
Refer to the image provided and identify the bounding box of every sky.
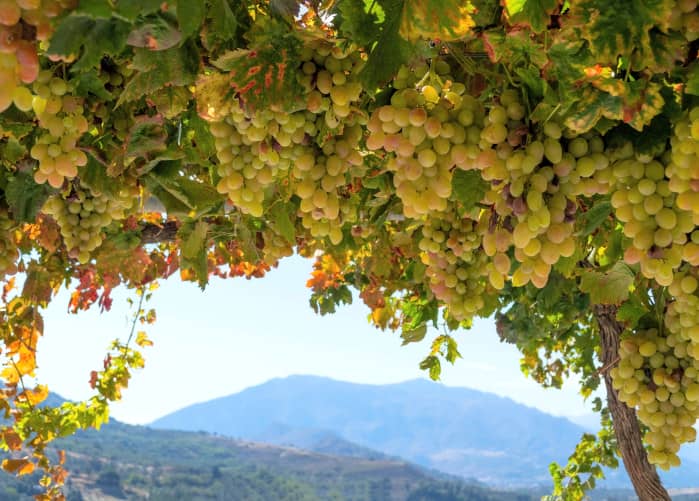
[34,255,598,426]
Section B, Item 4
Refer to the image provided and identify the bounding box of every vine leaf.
[579,200,612,237]
[269,202,296,244]
[399,0,475,41]
[175,0,206,39]
[118,40,200,105]
[47,16,132,70]
[180,221,210,288]
[335,0,380,47]
[579,262,635,305]
[616,296,647,329]
[568,0,674,66]
[503,0,559,33]
[401,323,427,345]
[451,169,487,210]
[127,13,182,50]
[212,31,303,111]
[360,0,413,89]
[686,62,699,96]
[4,173,49,223]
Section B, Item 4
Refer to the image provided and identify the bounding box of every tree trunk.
[593,304,671,501]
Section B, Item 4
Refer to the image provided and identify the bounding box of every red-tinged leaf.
[503,0,560,33]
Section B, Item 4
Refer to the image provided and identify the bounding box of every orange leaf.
[2,429,22,451]
[2,458,34,475]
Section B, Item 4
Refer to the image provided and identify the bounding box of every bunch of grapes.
[476,111,597,288]
[667,107,699,220]
[42,183,135,263]
[419,209,490,320]
[367,73,481,218]
[0,207,18,277]
[611,327,699,470]
[669,0,699,41]
[209,39,367,244]
[610,149,693,286]
[297,39,364,129]
[29,71,88,188]
[0,0,76,111]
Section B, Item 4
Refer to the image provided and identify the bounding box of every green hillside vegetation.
[0,419,533,501]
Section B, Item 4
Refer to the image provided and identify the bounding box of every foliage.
[0,0,697,499]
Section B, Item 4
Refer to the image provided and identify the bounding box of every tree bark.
[593,304,671,501]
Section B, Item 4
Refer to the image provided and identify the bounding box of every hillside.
[0,415,533,501]
[151,375,699,489]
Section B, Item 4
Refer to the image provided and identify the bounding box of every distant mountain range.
[150,375,699,490]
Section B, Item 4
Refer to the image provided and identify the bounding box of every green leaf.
[4,173,50,223]
[616,296,647,329]
[401,323,427,345]
[419,355,441,380]
[269,202,296,244]
[75,0,112,18]
[47,16,132,70]
[175,0,206,39]
[336,0,380,47]
[115,0,163,21]
[180,221,210,288]
[125,118,168,160]
[451,169,487,209]
[145,173,224,217]
[79,157,120,197]
[580,200,612,237]
[118,40,200,105]
[70,69,113,100]
[686,62,699,97]
[579,262,635,305]
[360,0,414,90]
[503,0,558,33]
[127,13,182,51]
[181,221,209,259]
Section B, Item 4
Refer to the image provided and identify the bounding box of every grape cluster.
[210,39,366,244]
[668,107,699,218]
[29,71,88,188]
[610,150,693,286]
[0,0,75,112]
[669,0,699,41]
[611,328,699,470]
[419,210,489,320]
[42,183,134,263]
[367,65,477,217]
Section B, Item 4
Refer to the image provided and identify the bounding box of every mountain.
[0,411,534,501]
[150,375,699,490]
[150,376,587,486]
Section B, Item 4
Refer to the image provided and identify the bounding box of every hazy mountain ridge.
[151,375,699,489]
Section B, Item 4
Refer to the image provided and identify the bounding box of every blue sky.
[35,255,596,425]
